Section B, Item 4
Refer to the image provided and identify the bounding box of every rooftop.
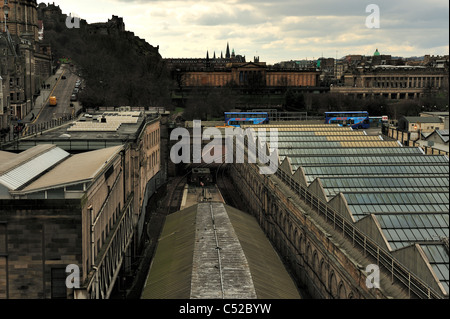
[11,111,159,152]
[402,116,444,124]
[0,145,70,192]
[141,202,302,299]
[20,145,123,194]
[245,123,449,296]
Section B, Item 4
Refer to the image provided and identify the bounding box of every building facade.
[0,0,52,132]
[178,61,320,89]
[0,112,163,299]
[331,65,449,100]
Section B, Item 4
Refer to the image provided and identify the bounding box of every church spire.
[206,50,210,67]
[226,42,230,59]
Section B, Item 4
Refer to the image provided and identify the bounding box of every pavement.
[22,64,83,126]
[21,67,65,124]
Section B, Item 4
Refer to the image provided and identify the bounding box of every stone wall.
[228,162,403,299]
[0,200,82,299]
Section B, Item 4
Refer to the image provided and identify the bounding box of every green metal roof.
[141,205,197,299]
[141,203,302,299]
[226,205,301,299]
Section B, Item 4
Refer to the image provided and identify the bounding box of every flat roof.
[20,145,123,193]
[8,113,160,152]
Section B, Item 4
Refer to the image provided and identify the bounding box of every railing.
[79,194,135,299]
[274,168,444,299]
[0,113,80,150]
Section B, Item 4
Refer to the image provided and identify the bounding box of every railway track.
[215,163,246,211]
[165,175,187,214]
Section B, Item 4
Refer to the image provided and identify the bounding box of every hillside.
[37,3,173,109]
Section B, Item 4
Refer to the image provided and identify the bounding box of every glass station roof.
[278,147,423,157]
[256,130,367,136]
[265,123,449,296]
[421,244,449,294]
[288,155,448,167]
[377,213,448,248]
[320,177,449,199]
[303,165,449,183]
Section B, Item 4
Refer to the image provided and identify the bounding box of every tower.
[226,42,230,59]
[1,0,39,42]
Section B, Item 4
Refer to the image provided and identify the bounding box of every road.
[30,64,81,126]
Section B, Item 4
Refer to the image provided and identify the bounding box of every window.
[51,268,67,299]
[0,223,6,255]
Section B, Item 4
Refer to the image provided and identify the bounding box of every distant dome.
[374,48,380,56]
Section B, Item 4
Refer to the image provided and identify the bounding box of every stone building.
[330,49,448,99]
[0,0,52,132]
[330,64,448,100]
[176,60,320,89]
[0,112,163,299]
[164,42,246,71]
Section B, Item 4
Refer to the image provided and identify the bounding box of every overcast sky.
[51,0,449,64]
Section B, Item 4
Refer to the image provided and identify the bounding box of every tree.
[43,12,174,109]
[283,89,306,111]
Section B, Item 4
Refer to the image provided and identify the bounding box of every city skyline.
[52,0,449,64]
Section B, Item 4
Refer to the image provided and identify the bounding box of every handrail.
[274,168,443,299]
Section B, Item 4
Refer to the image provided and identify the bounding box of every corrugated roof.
[0,144,56,174]
[0,145,70,191]
[226,205,301,299]
[141,205,197,299]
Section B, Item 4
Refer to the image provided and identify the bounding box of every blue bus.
[324,111,370,129]
[225,112,269,127]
